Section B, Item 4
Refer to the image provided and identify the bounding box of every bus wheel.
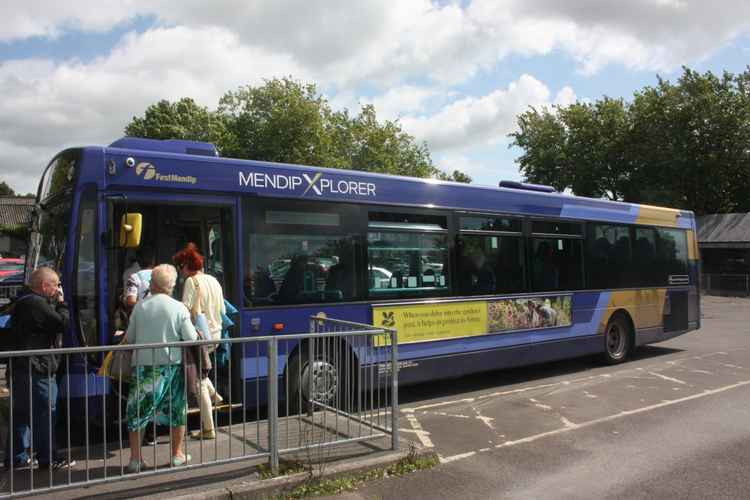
[286,342,355,414]
[603,313,631,365]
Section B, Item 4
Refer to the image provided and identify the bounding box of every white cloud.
[5,1,750,84]
[2,0,750,193]
[0,25,306,193]
[400,74,552,152]
[361,85,449,121]
[554,86,577,107]
[0,2,137,41]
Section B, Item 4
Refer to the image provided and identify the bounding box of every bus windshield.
[29,198,72,273]
[28,150,78,274]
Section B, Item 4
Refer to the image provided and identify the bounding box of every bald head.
[30,267,60,298]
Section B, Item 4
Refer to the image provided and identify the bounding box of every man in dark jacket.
[5,267,74,471]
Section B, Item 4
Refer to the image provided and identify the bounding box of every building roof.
[697,213,750,248]
[0,196,34,227]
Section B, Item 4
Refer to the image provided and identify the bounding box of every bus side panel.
[395,336,604,387]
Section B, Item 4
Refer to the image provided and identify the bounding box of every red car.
[0,258,24,279]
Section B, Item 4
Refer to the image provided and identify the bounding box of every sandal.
[127,458,148,473]
[171,454,191,467]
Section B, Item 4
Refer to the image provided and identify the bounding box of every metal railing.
[0,285,21,306]
[701,273,750,296]
[0,317,397,497]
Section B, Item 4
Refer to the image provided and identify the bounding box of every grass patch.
[258,459,307,480]
[277,445,438,499]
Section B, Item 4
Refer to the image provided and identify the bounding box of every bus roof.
[84,139,693,229]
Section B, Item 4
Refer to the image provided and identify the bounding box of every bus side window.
[244,200,360,306]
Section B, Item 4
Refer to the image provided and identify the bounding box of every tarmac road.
[334,295,750,499]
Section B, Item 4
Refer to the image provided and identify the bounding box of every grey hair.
[150,264,177,294]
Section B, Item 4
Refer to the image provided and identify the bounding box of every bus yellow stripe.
[686,230,698,260]
[635,205,681,227]
[599,289,667,333]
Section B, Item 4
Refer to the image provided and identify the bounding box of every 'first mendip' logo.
[238,171,376,197]
[135,162,197,185]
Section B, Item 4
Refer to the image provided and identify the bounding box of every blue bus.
[26,137,700,408]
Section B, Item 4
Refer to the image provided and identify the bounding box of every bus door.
[106,195,238,338]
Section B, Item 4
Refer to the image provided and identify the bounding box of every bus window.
[656,228,688,280]
[245,200,360,306]
[457,234,524,295]
[586,223,632,289]
[457,215,524,295]
[634,227,658,286]
[367,212,449,298]
[530,219,583,292]
[530,238,583,291]
[75,186,98,346]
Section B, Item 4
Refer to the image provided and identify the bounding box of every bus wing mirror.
[119,213,142,248]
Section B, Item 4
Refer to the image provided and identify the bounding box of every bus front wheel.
[602,313,632,365]
[286,341,357,414]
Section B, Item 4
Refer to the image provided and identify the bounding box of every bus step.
[187,402,242,415]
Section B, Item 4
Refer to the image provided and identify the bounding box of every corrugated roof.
[0,196,34,226]
[697,213,750,245]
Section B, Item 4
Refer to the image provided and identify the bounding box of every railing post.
[268,338,279,474]
[307,333,314,418]
[390,329,399,451]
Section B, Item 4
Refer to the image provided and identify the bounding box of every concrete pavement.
[334,295,750,499]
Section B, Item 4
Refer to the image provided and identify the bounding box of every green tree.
[125,97,227,145]
[510,66,750,214]
[0,181,15,196]
[126,77,471,183]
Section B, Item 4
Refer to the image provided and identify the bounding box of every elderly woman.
[126,264,197,472]
[173,242,226,440]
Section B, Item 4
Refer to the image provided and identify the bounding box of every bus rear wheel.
[602,313,632,365]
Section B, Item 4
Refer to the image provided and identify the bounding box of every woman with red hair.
[173,242,226,440]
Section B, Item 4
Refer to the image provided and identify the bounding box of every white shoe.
[127,459,147,473]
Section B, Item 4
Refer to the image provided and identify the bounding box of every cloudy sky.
[1,0,750,194]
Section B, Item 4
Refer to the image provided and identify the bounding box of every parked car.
[369,266,393,289]
[0,258,24,279]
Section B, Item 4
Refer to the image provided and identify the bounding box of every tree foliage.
[510,67,750,214]
[0,181,15,196]
[126,77,470,183]
[125,98,227,145]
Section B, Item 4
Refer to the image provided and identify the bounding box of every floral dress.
[126,364,187,432]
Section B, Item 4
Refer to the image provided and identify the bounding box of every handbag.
[183,277,213,399]
[98,335,132,382]
[182,330,209,399]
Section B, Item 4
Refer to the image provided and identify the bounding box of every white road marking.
[529,398,553,411]
[403,351,734,414]
[648,372,687,385]
[440,451,476,464]
[399,428,432,435]
[436,379,750,464]
[475,414,496,430]
[691,370,713,375]
[560,416,578,429]
[405,413,434,448]
[424,411,471,419]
